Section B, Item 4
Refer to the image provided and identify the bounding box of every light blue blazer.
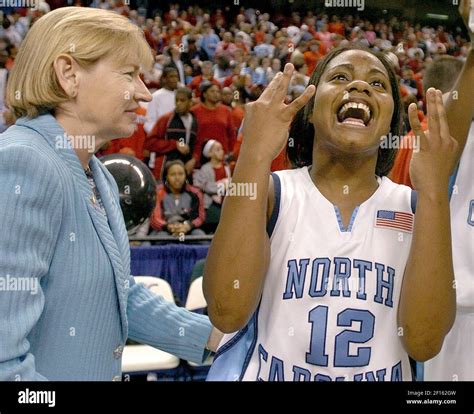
[0,114,212,381]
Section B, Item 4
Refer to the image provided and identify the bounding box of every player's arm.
[203,64,315,333]
[445,0,474,163]
[399,89,458,361]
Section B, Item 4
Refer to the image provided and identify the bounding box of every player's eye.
[332,73,348,81]
[371,79,386,89]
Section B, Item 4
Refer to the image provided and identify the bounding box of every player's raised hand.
[408,88,458,195]
[240,63,316,163]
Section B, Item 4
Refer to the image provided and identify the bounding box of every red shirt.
[232,131,291,172]
[100,106,147,160]
[389,112,427,188]
[304,50,322,75]
[213,164,228,181]
[191,103,236,160]
[230,106,245,139]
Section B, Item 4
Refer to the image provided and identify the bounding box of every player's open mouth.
[336,99,373,127]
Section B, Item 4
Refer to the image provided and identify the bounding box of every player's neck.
[310,150,379,203]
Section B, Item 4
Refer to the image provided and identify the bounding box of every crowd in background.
[0,1,470,239]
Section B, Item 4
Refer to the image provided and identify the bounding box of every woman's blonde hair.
[7,7,154,118]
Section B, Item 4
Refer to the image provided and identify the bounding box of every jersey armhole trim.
[448,162,460,200]
[411,190,417,214]
[266,172,281,238]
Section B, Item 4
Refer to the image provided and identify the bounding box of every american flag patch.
[375,210,414,233]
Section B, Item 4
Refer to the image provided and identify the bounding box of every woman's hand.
[408,88,458,196]
[240,63,315,163]
[206,327,224,353]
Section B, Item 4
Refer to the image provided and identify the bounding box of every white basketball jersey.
[208,166,415,381]
[425,122,474,381]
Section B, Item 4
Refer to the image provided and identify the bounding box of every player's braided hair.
[288,43,404,177]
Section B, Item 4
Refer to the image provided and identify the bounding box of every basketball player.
[203,44,458,381]
[424,120,474,382]
[424,13,474,380]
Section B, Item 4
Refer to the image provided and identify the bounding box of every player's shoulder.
[271,166,307,180]
[380,175,413,193]
[379,176,416,212]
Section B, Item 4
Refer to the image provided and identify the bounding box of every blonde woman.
[0,7,219,381]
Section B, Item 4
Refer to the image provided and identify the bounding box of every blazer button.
[113,345,124,359]
[112,375,122,382]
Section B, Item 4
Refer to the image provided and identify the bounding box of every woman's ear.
[53,54,80,98]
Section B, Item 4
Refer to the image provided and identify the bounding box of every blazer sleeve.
[126,275,212,364]
[0,145,64,381]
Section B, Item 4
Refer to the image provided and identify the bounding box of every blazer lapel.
[90,157,131,335]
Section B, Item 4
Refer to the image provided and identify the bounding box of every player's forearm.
[399,191,456,361]
[203,151,271,333]
[445,48,474,161]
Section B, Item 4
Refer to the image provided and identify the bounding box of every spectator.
[145,87,198,179]
[181,35,209,75]
[214,55,231,84]
[188,60,221,98]
[144,65,179,133]
[215,31,238,60]
[167,44,186,85]
[198,22,220,60]
[254,33,276,58]
[191,81,236,162]
[150,160,206,238]
[241,55,266,86]
[304,39,323,75]
[400,67,419,97]
[221,86,245,138]
[222,61,242,87]
[193,140,231,233]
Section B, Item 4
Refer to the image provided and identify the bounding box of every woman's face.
[73,55,152,140]
[167,164,186,191]
[311,50,394,157]
[204,85,221,104]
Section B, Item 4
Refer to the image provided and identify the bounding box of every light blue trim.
[206,303,261,381]
[416,362,424,381]
[448,163,460,200]
[334,205,359,232]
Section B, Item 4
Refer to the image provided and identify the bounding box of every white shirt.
[180,113,193,145]
[144,88,176,134]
